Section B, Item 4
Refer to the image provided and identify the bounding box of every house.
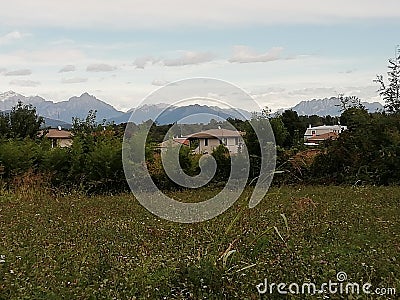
[158,137,189,152]
[304,125,347,146]
[186,128,245,154]
[44,128,73,148]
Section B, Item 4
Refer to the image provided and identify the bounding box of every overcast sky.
[0,0,399,111]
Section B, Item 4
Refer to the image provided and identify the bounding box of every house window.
[222,138,227,145]
[235,137,238,145]
[311,130,316,135]
[204,138,208,146]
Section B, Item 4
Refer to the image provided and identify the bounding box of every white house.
[186,128,245,154]
[304,124,347,145]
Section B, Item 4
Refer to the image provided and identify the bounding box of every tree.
[337,94,365,112]
[269,116,288,147]
[281,109,305,147]
[0,112,10,137]
[72,110,99,136]
[375,47,400,113]
[9,101,44,139]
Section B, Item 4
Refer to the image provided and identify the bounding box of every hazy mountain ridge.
[0,91,124,124]
[0,91,385,126]
[293,97,384,116]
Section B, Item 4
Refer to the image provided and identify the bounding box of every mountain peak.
[293,97,384,116]
[0,90,20,100]
[80,92,93,97]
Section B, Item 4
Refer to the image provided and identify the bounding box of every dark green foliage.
[0,139,44,177]
[211,144,231,182]
[0,101,44,139]
[312,109,400,184]
[281,109,306,147]
[375,52,400,113]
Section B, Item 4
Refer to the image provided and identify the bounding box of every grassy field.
[0,184,399,299]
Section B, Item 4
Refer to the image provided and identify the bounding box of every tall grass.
[0,185,399,299]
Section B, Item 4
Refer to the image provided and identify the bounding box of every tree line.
[0,50,399,192]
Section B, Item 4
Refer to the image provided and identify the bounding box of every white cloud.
[288,87,338,96]
[151,79,170,86]
[61,77,88,84]
[0,68,6,73]
[229,46,284,63]
[86,63,117,72]
[5,49,86,65]
[162,51,216,67]
[4,69,32,76]
[0,31,30,45]
[133,56,155,69]
[59,65,76,73]
[0,1,399,29]
[133,51,216,68]
[9,79,40,87]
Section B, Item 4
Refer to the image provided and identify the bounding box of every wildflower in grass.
[0,255,5,263]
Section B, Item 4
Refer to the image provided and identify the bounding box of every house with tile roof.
[304,125,346,146]
[186,128,245,154]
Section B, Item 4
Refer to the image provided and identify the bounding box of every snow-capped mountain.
[292,97,384,116]
[107,103,251,124]
[0,91,386,126]
[0,91,124,124]
[0,91,50,111]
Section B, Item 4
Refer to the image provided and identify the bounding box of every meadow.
[0,183,399,299]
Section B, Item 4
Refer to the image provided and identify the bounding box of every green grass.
[0,185,399,299]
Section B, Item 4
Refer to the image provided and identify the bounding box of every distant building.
[186,128,245,154]
[158,138,189,152]
[43,128,73,148]
[304,125,347,146]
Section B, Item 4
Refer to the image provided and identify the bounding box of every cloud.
[61,77,88,84]
[288,87,338,96]
[58,65,76,73]
[229,46,284,63]
[9,79,40,87]
[1,1,400,29]
[0,68,6,73]
[162,51,216,66]
[133,56,155,69]
[86,63,117,72]
[133,51,216,68]
[0,31,30,45]
[4,69,32,76]
[151,79,170,86]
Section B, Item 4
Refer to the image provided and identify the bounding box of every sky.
[0,0,399,111]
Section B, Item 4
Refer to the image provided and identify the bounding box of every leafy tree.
[211,144,230,182]
[281,109,305,147]
[0,112,10,137]
[337,94,365,112]
[269,116,288,147]
[72,110,99,136]
[375,48,400,113]
[8,101,44,139]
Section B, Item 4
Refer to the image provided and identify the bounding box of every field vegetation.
[1,182,399,299]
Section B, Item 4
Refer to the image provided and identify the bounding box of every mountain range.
[292,97,383,116]
[0,91,384,127]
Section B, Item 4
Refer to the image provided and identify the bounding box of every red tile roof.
[45,129,73,139]
[307,132,338,142]
[187,128,244,139]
